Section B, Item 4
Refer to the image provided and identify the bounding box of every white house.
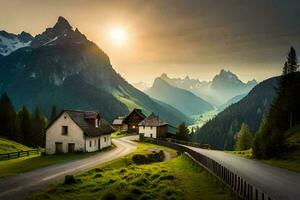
[138,113,176,139]
[45,110,113,154]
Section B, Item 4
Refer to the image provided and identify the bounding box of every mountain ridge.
[0,16,190,125]
[146,77,213,116]
[158,70,257,106]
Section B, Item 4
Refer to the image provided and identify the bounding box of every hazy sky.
[1,0,300,84]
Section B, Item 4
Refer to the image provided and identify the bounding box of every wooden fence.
[0,150,42,161]
[143,137,273,200]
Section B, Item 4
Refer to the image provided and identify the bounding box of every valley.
[1,2,300,199]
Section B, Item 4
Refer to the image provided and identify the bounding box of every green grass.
[111,132,127,139]
[0,146,114,178]
[29,142,234,200]
[261,159,300,173]
[226,149,253,159]
[0,137,32,154]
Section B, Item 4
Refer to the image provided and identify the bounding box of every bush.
[64,175,76,184]
[132,150,165,165]
[102,192,117,200]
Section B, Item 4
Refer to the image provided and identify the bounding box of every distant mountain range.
[133,82,150,91]
[0,16,191,125]
[158,70,257,106]
[194,74,284,150]
[146,78,213,116]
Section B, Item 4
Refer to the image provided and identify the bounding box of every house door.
[68,143,75,153]
[55,142,63,154]
[98,138,101,150]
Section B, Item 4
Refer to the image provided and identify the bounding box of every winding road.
[0,136,137,200]
[1,136,299,200]
[185,146,300,200]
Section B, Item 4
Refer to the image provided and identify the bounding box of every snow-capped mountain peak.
[0,31,33,56]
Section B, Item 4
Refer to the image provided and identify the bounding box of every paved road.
[0,136,137,200]
[185,146,300,200]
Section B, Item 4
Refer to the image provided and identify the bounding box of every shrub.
[64,175,76,184]
[102,192,117,200]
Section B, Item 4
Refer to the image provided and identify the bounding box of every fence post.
[243,181,246,199]
[255,189,258,200]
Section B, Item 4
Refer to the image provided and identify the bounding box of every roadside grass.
[261,159,300,173]
[0,145,115,178]
[226,148,300,173]
[29,142,234,200]
[226,149,253,159]
[111,132,127,139]
[0,137,32,154]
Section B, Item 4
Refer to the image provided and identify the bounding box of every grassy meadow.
[0,137,32,154]
[0,144,114,178]
[29,142,234,200]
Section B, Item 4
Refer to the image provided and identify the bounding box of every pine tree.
[235,123,253,151]
[50,105,58,121]
[176,123,190,141]
[0,93,19,140]
[253,46,300,158]
[31,106,46,147]
[287,46,298,73]
[18,105,32,146]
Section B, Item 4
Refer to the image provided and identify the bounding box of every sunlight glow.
[110,27,127,46]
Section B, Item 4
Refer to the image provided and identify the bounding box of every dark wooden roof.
[124,108,146,122]
[138,113,168,127]
[46,110,114,137]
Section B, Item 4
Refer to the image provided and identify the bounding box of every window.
[104,137,107,142]
[89,140,92,147]
[150,134,153,138]
[150,126,153,130]
[143,126,145,129]
[94,140,96,146]
[62,126,68,135]
[95,119,99,128]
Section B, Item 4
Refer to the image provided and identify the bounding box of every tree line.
[231,47,300,158]
[182,46,299,159]
[253,47,300,159]
[0,93,59,148]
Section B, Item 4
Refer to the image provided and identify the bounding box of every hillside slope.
[195,75,281,149]
[146,78,213,116]
[0,137,32,154]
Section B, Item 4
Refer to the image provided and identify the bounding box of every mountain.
[159,70,257,106]
[210,70,257,104]
[146,77,213,116]
[133,82,150,91]
[0,16,190,125]
[0,31,33,56]
[194,74,283,150]
[217,93,247,112]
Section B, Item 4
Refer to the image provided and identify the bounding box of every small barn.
[138,113,176,139]
[123,109,146,133]
[45,110,113,154]
[112,109,146,133]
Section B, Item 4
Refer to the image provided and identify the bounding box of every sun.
[109,27,127,46]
